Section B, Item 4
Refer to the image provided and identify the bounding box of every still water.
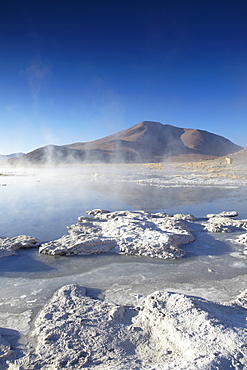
[0,170,247,351]
[1,171,246,241]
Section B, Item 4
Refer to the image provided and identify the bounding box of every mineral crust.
[39,209,195,259]
[7,284,247,370]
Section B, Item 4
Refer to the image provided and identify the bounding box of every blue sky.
[1,0,247,154]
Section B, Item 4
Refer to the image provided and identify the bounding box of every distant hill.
[12,121,243,164]
[0,152,24,158]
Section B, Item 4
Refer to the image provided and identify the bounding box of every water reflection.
[0,249,54,276]
[0,173,244,242]
[0,170,247,363]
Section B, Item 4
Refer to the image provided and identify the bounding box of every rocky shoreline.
[1,209,247,368]
[1,209,247,259]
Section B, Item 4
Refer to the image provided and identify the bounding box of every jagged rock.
[235,233,247,256]
[133,290,247,369]
[236,233,247,244]
[0,235,40,258]
[231,289,247,309]
[173,213,196,221]
[39,234,115,256]
[202,213,247,233]
[202,216,236,233]
[7,284,144,369]
[0,334,11,358]
[8,285,247,370]
[39,210,195,259]
[86,209,110,216]
[205,211,238,218]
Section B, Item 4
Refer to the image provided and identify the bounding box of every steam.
[5,121,246,172]
[23,58,51,107]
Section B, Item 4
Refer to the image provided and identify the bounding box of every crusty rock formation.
[39,233,115,256]
[172,213,196,221]
[0,235,40,258]
[7,284,145,369]
[39,209,195,259]
[236,233,247,244]
[2,210,247,259]
[205,211,238,218]
[37,209,247,257]
[134,290,247,369]
[235,233,247,255]
[202,211,247,233]
[0,334,11,359]
[7,285,247,369]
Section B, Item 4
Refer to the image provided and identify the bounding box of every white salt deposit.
[0,335,11,359]
[39,209,195,259]
[0,236,40,258]
[235,233,247,256]
[202,213,247,233]
[7,284,247,369]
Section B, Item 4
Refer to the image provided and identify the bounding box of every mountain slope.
[65,121,242,159]
[13,121,243,164]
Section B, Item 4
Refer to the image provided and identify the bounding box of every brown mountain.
[14,121,243,164]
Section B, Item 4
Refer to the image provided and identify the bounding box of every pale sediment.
[0,235,40,258]
[6,284,247,369]
[39,209,247,258]
[39,209,195,259]
[235,233,247,255]
[1,210,247,259]
[1,210,247,369]
[0,335,11,359]
[202,214,247,233]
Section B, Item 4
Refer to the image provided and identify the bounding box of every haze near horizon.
[1,0,247,155]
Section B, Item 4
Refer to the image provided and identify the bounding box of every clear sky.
[1,0,247,154]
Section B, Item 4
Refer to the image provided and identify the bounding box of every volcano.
[15,121,243,164]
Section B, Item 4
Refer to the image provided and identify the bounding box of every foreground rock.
[7,284,144,370]
[39,210,195,259]
[0,235,40,258]
[134,290,247,369]
[7,284,247,369]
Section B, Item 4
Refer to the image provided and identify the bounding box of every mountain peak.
[12,121,243,164]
